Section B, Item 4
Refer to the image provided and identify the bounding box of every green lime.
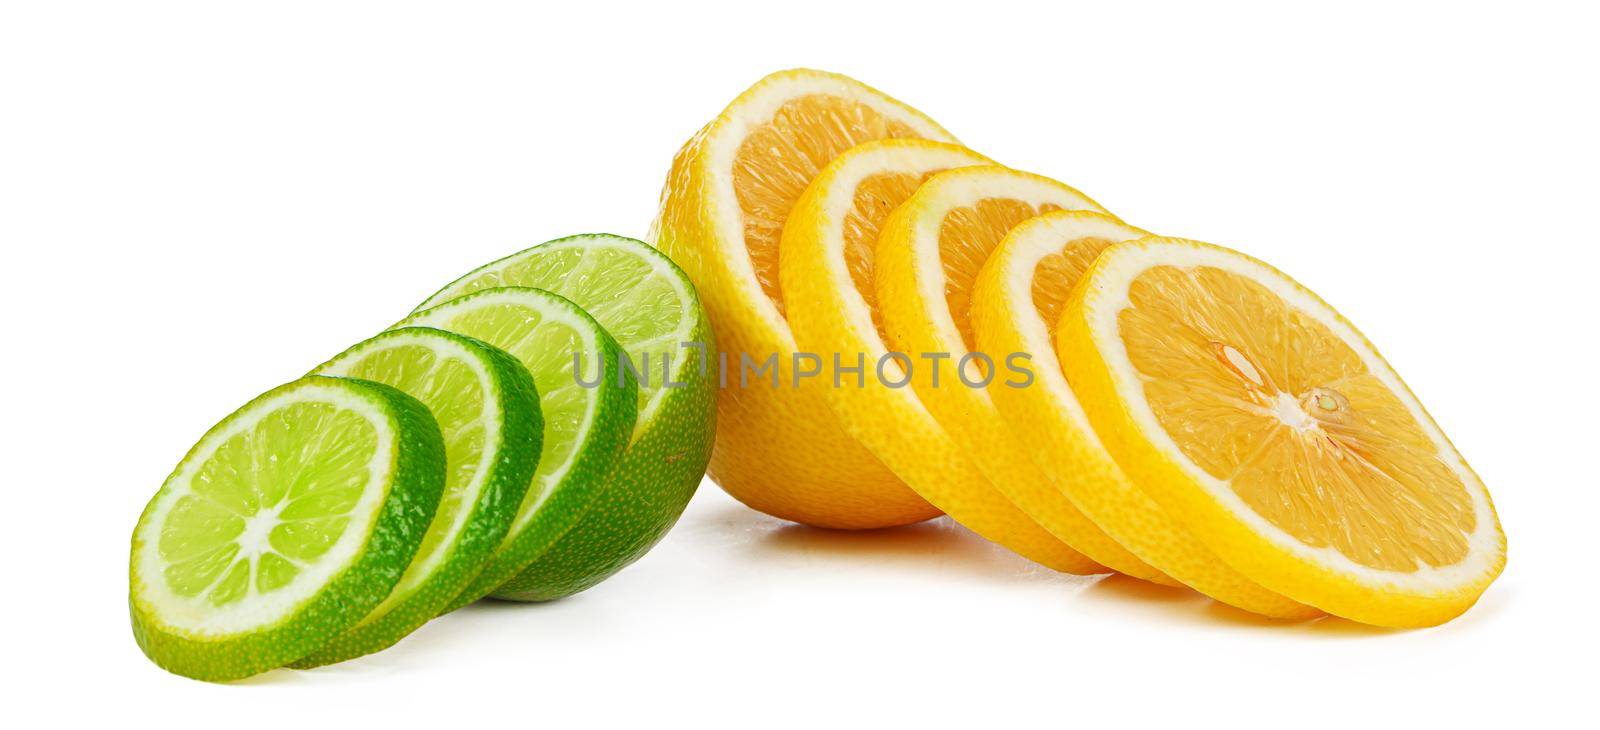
[129,376,446,682]
[416,234,715,601]
[403,287,637,608]
[289,327,542,667]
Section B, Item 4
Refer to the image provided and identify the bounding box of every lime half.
[403,287,637,608]
[130,376,446,682]
[290,327,542,667]
[417,234,715,601]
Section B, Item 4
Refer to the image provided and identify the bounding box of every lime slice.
[416,234,715,601]
[129,376,446,682]
[288,327,542,667]
[403,287,637,608]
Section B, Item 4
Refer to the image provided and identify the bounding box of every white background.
[3,1,1596,726]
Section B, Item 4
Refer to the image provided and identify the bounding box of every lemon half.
[653,69,953,529]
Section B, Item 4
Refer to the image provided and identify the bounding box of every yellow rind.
[876,166,1173,585]
[972,213,1317,618]
[781,139,1102,574]
[652,69,951,528]
[1057,236,1506,627]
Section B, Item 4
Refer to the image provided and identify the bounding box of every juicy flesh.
[733,95,924,315]
[844,172,938,337]
[161,402,377,607]
[422,303,592,531]
[1032,237,1118,337]
[1117,265,1475,571]
[939,199,1064,350]
[341,345,486,605]
[445,245,684,419]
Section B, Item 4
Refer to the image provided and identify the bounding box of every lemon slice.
[1058,237,1505,626]
[972,213,1317,618]
[780,139,1101,573]
[653,68,954,529]
[874,166,1170,584]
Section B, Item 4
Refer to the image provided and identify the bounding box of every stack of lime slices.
[129,235,715,681]
[413,234,716,602]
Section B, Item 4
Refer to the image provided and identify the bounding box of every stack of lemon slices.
[653,69,1505,627]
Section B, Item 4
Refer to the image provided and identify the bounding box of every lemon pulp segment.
[735,95,930,314]
[1120,264,1475,570]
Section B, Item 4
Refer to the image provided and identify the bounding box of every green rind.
[399,287,638,611]
[418,234,715,602]
[289,328,543,668]
[129,376,446,682]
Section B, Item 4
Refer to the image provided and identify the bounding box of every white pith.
[236,507,282,556]
[315,330,503,625]
[701,71,958,337]
[1269,392,1317,432]
[1082,239,1502,592]
[407,290,602,532]
[992,213,1149,442]
[426,235,698,434]
[132,381,396,637]
[900,166,1110,385]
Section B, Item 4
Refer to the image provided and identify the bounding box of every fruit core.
[161,402,374,606]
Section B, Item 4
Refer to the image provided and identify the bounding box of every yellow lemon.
[971,213,1317,618]
[652,69,953,528]
[1058,237,1506,626]
[780,139,1102,574]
